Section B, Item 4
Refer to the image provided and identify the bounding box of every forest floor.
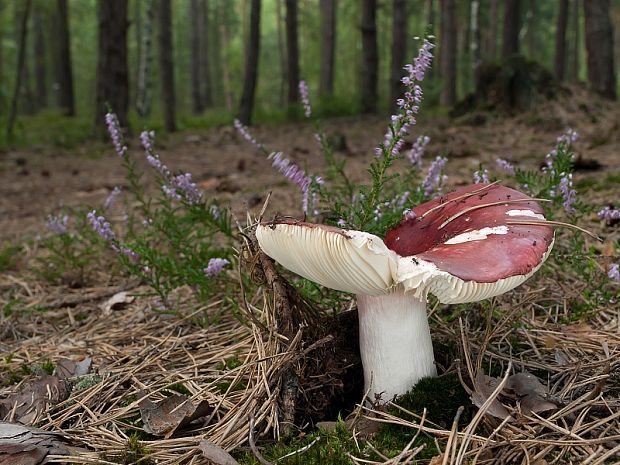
[1,84,620,464]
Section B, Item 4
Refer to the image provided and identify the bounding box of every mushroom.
[256,184,554,402]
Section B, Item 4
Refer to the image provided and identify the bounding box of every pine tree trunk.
[32,1,47,110]
[389,0,407,113]
[158,0,176,131]
[56,0,74,116]
[285,0,299,105]
[276,0,286,106]
[237,0,261,125]
[502,0,520,58]
[484,0,499,60]
[470,0,481,82]
[555,0,569,81]
[319,0,336,96]
[569,0,580,81]
[360,0,378,114]
[583,0,616,99]
[191,0,203,113]
[95,0,129,132]
[6,0,31,139]
[136,0,154,118]
[526,0,536,59]
[200,0,212,108]
[14,0,34,115]
[426,0,436,78]
[219,0,234,110]
[439,0,456,106]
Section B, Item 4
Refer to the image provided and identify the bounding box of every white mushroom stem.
[357,290,437,403]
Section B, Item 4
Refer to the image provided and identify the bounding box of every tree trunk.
[237,0,261,125]
[502,0,520,58]
[32,1,47,110]
[56,0,74,116]
[390,0,407,113]
[6,0,31,139]
[94,0,129,132]
[200,0,212,108]
[219,0,234,110]
[426,0,436,78]
[360,0,378,114]
[319,0,336,96]
[583,0,616,99]
[276,0,286,106]
[525,0,536,59]
[158,0,176,131]
[484,0,499,60]
[136,0,154,118]
[569,0,580,81]
[470,0,481,82]
[14,0,34,115]
[191,0,203,113]
[439,0,456,106]
[285,0,299,106]
[555,0,569,81]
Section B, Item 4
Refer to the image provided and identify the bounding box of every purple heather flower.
[473,168,490,184]
[170,173,203,204]
[397,191,410,209]
[406,135,430,167]
[118,246,139,260]
[403,209,417,221]
[299,80,312,118]
[45,214,69,235]
[337,218,347,227]
[496,158,516,176]
[598,206,620,222]
[422,156,448,196]
[557,128,579,145]
[558,173,577,214]
[234,119,264,150]
[140,130,155,153]
[105,112,127,157]
[609,264,620,281]
[377,39,434,157]
[87,210,116,242]
[162,184,182,201]
[268,152,323,214]
[204,258,230,277]
[104,186,122,210]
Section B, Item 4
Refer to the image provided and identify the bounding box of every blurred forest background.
[0,0,619,149]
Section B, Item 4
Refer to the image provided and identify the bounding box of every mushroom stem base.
[357,291,436,403]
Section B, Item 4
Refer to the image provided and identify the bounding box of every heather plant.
[36,114,235,310]
[89,118,234,306]
[34,211,104,285]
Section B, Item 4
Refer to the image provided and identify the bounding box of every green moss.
[100,433,155,465]
[374,374,473,460]
[239,375,472,464]
[237,421,358,465]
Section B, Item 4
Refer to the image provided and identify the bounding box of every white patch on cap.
[506,209,546,220]
[444,226,509,245]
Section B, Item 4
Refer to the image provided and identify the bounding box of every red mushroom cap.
[384,183,554,283]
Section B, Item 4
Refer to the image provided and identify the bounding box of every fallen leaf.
[506,372,546,397]
[99,292,134,315]
[55,357,92,380]
[506,372,557,416]
[0,376,68,425]
[139,393,212,438]
[470,374,512,421]
[0,421,72,465]
[543,335,556,349]
[199,440,239,465]
[554,349,570,366]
